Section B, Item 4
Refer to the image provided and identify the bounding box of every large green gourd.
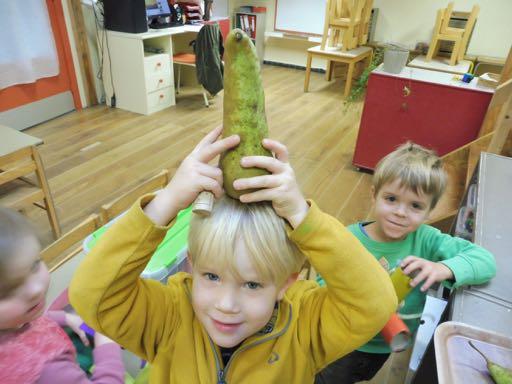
[220,29,272,199]
[469,341,512,384]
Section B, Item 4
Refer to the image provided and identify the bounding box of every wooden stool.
[304,45,373,98]
[426,2,480,66]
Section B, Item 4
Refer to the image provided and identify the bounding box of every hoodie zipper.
[184,282,293,384]
[208,308,293,384]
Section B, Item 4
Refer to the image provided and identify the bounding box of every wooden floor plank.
[23,65,370,245]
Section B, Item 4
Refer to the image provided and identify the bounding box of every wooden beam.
[66,0,98,106]
[498,46,512,86]
[478,78,512,137]
[487,79,512,155]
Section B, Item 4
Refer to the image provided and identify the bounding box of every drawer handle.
[159,79,163,83]
[159,94,164,99]
[157,62,162,67]
[403,86,411,97]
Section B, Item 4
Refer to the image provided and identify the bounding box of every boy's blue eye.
[204,273,219,281]
[245,281,262,290]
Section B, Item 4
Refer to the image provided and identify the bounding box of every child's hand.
[144,126,240,225]
[94,332,116,347]
[233,138,309,229]
[64,313,90,346]
[401,256,454,292]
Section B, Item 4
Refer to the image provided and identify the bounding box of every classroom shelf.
[234,11,266,64]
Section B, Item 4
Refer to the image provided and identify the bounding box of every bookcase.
[234,11,266,64]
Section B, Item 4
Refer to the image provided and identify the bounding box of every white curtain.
[0,0,60,90]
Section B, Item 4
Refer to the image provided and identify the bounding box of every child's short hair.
[188,196,305,286]
[0,207,38,285]
[373,142,447,209]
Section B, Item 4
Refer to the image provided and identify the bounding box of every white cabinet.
[101,26,202,115]
[102,31,175,115]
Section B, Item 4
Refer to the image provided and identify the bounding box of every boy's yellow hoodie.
[70,196,396,383]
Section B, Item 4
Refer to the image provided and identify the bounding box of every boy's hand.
[401,256,454,292]
[233,138,309,229]
[64,313,90,346]
[144,126,240,225]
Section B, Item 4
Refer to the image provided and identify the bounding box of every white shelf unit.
[102,32,175,115]
[234,11,266,64]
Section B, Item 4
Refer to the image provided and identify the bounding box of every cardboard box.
[477,72,500,89]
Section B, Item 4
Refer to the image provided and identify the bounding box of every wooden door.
[0,0,81,129]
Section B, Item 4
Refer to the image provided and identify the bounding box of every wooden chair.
[173,23,223,108]
[304,45,373,98]
[100,169,170,224]
[41,214,101,272]
[426,3,480,66]
[43,214,101,315]
[0,145,61,239]
[173,52,210,107]
[321,0,367,51]
[357,0,374,45]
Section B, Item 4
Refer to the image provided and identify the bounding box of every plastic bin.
[383,43,409,74]
[83,205,193,282]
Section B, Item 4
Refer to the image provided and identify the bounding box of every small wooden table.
[0,124,60,238]
[304,45,373,98]
[0,124,43,156]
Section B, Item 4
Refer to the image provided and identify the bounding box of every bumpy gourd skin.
[469,341,512,384]
[489,364,512,384]
[220,29,272,199]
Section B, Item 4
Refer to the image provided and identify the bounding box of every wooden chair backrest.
[440,2,455,33]
[459,5,480,45]
[358,0,373,44]
[464,4,480,32]
[42,214,102,272]
[100,169,170,224]
[330,0,365,24]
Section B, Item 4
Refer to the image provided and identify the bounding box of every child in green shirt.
[315,142,496,384]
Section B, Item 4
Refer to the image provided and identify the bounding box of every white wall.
[212,0,229,18]
[229,0,511,67]
[230,0,322,68]
[372,0,512,58]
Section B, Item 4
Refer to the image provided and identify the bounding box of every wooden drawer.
[145,73,172,93]
[147,87,173,114]
[144,54,170,76]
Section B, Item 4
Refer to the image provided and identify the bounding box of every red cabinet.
[352,66,493,171]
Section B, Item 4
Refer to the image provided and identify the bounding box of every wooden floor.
[26,64,372,246]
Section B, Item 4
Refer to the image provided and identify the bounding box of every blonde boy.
[70,127,397,383]
[316,142,496,384]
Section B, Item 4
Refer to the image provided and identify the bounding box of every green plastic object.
[84,206,192,280]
